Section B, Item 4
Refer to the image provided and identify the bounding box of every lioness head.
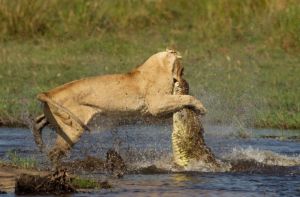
[137,49,184,83]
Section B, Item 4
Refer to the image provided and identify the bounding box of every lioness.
[33,49,206,163]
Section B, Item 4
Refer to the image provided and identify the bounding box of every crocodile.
[172,79,230,171]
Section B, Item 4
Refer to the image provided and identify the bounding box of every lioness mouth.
[173,60,184,83]
[167,48,183,83]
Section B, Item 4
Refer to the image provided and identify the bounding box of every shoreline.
[0,119,299,130]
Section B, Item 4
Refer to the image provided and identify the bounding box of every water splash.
[121,145,300,173]
[180,159,231,172]
[224,146,300,166]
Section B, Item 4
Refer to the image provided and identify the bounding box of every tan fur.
[34,50,207,163]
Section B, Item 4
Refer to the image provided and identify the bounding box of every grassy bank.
[0,0,299,129]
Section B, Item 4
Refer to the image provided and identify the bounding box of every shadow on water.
[0,125,300,196]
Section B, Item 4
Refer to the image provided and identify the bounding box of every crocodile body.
[172,80,223,170]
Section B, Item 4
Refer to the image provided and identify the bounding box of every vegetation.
[0,0,299,129]
[71,177,99,189]
[5,150,37,169]
[71,177,111,189]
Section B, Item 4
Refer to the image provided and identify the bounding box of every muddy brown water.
[0,125,300,196]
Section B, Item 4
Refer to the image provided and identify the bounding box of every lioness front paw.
[200,106,207,115]
[193,99,207,115]
[196,106,207,115]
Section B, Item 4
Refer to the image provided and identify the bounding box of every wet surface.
[0,125,300,196]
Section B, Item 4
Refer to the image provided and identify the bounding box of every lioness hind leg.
[48,135,70,167]
[48,119,84,166]
[33,114,49,151]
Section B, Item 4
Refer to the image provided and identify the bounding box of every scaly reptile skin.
[172,79,220,169]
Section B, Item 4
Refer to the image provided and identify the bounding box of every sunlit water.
[0,124,300,196]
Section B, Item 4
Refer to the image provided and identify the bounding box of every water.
[0,125,300,196]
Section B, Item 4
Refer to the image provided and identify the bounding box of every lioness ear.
[166,48,174,53]
[166,48,182,59]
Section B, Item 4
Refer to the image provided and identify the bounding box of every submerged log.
[15,168,76,195]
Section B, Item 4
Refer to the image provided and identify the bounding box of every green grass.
[71,177,111,189]
[71,177,99,189]
[5,150,37,169]
[0,0,299,45]
[0,0,299,129]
